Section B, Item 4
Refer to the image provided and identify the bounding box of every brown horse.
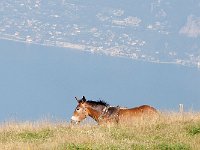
[71,96,158,125]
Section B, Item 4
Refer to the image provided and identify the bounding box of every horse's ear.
[82,96,86,102]
[75,97,79,102]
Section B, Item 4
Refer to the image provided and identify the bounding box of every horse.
[71,96,158,125]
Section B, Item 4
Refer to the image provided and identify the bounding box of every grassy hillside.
[0,112,200,150]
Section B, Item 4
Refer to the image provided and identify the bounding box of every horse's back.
[120,105,157,113]
[118,105,158,123]
[132,105,157,113]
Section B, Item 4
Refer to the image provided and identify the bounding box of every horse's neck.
[87,105,105,122]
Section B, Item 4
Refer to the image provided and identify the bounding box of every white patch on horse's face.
[71,116,79,122]
[71,101,89,124]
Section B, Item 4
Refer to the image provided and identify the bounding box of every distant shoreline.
[0,37,199,69]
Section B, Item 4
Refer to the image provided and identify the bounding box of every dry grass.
[0,112,200,150]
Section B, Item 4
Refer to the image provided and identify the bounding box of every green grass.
[156,143,190,150]
[59,143,93,150]
[187,123,200,136]
[17,128,53,142]
[0,113,200,149]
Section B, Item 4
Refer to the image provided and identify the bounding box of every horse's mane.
[87,100,109,107]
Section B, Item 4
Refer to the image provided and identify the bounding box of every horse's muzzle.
[70,119,80,125]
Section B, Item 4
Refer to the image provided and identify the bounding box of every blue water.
[0,39,200,122]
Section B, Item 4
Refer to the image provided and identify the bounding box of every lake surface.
[0,39,200,122]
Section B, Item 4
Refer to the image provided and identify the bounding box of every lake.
[0,39,200,122]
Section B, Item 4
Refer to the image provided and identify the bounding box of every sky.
[0,0,200,121]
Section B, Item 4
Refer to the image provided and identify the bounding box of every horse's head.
[71,96,89,124]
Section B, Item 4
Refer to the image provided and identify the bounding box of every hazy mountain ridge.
[0,0,200,68]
